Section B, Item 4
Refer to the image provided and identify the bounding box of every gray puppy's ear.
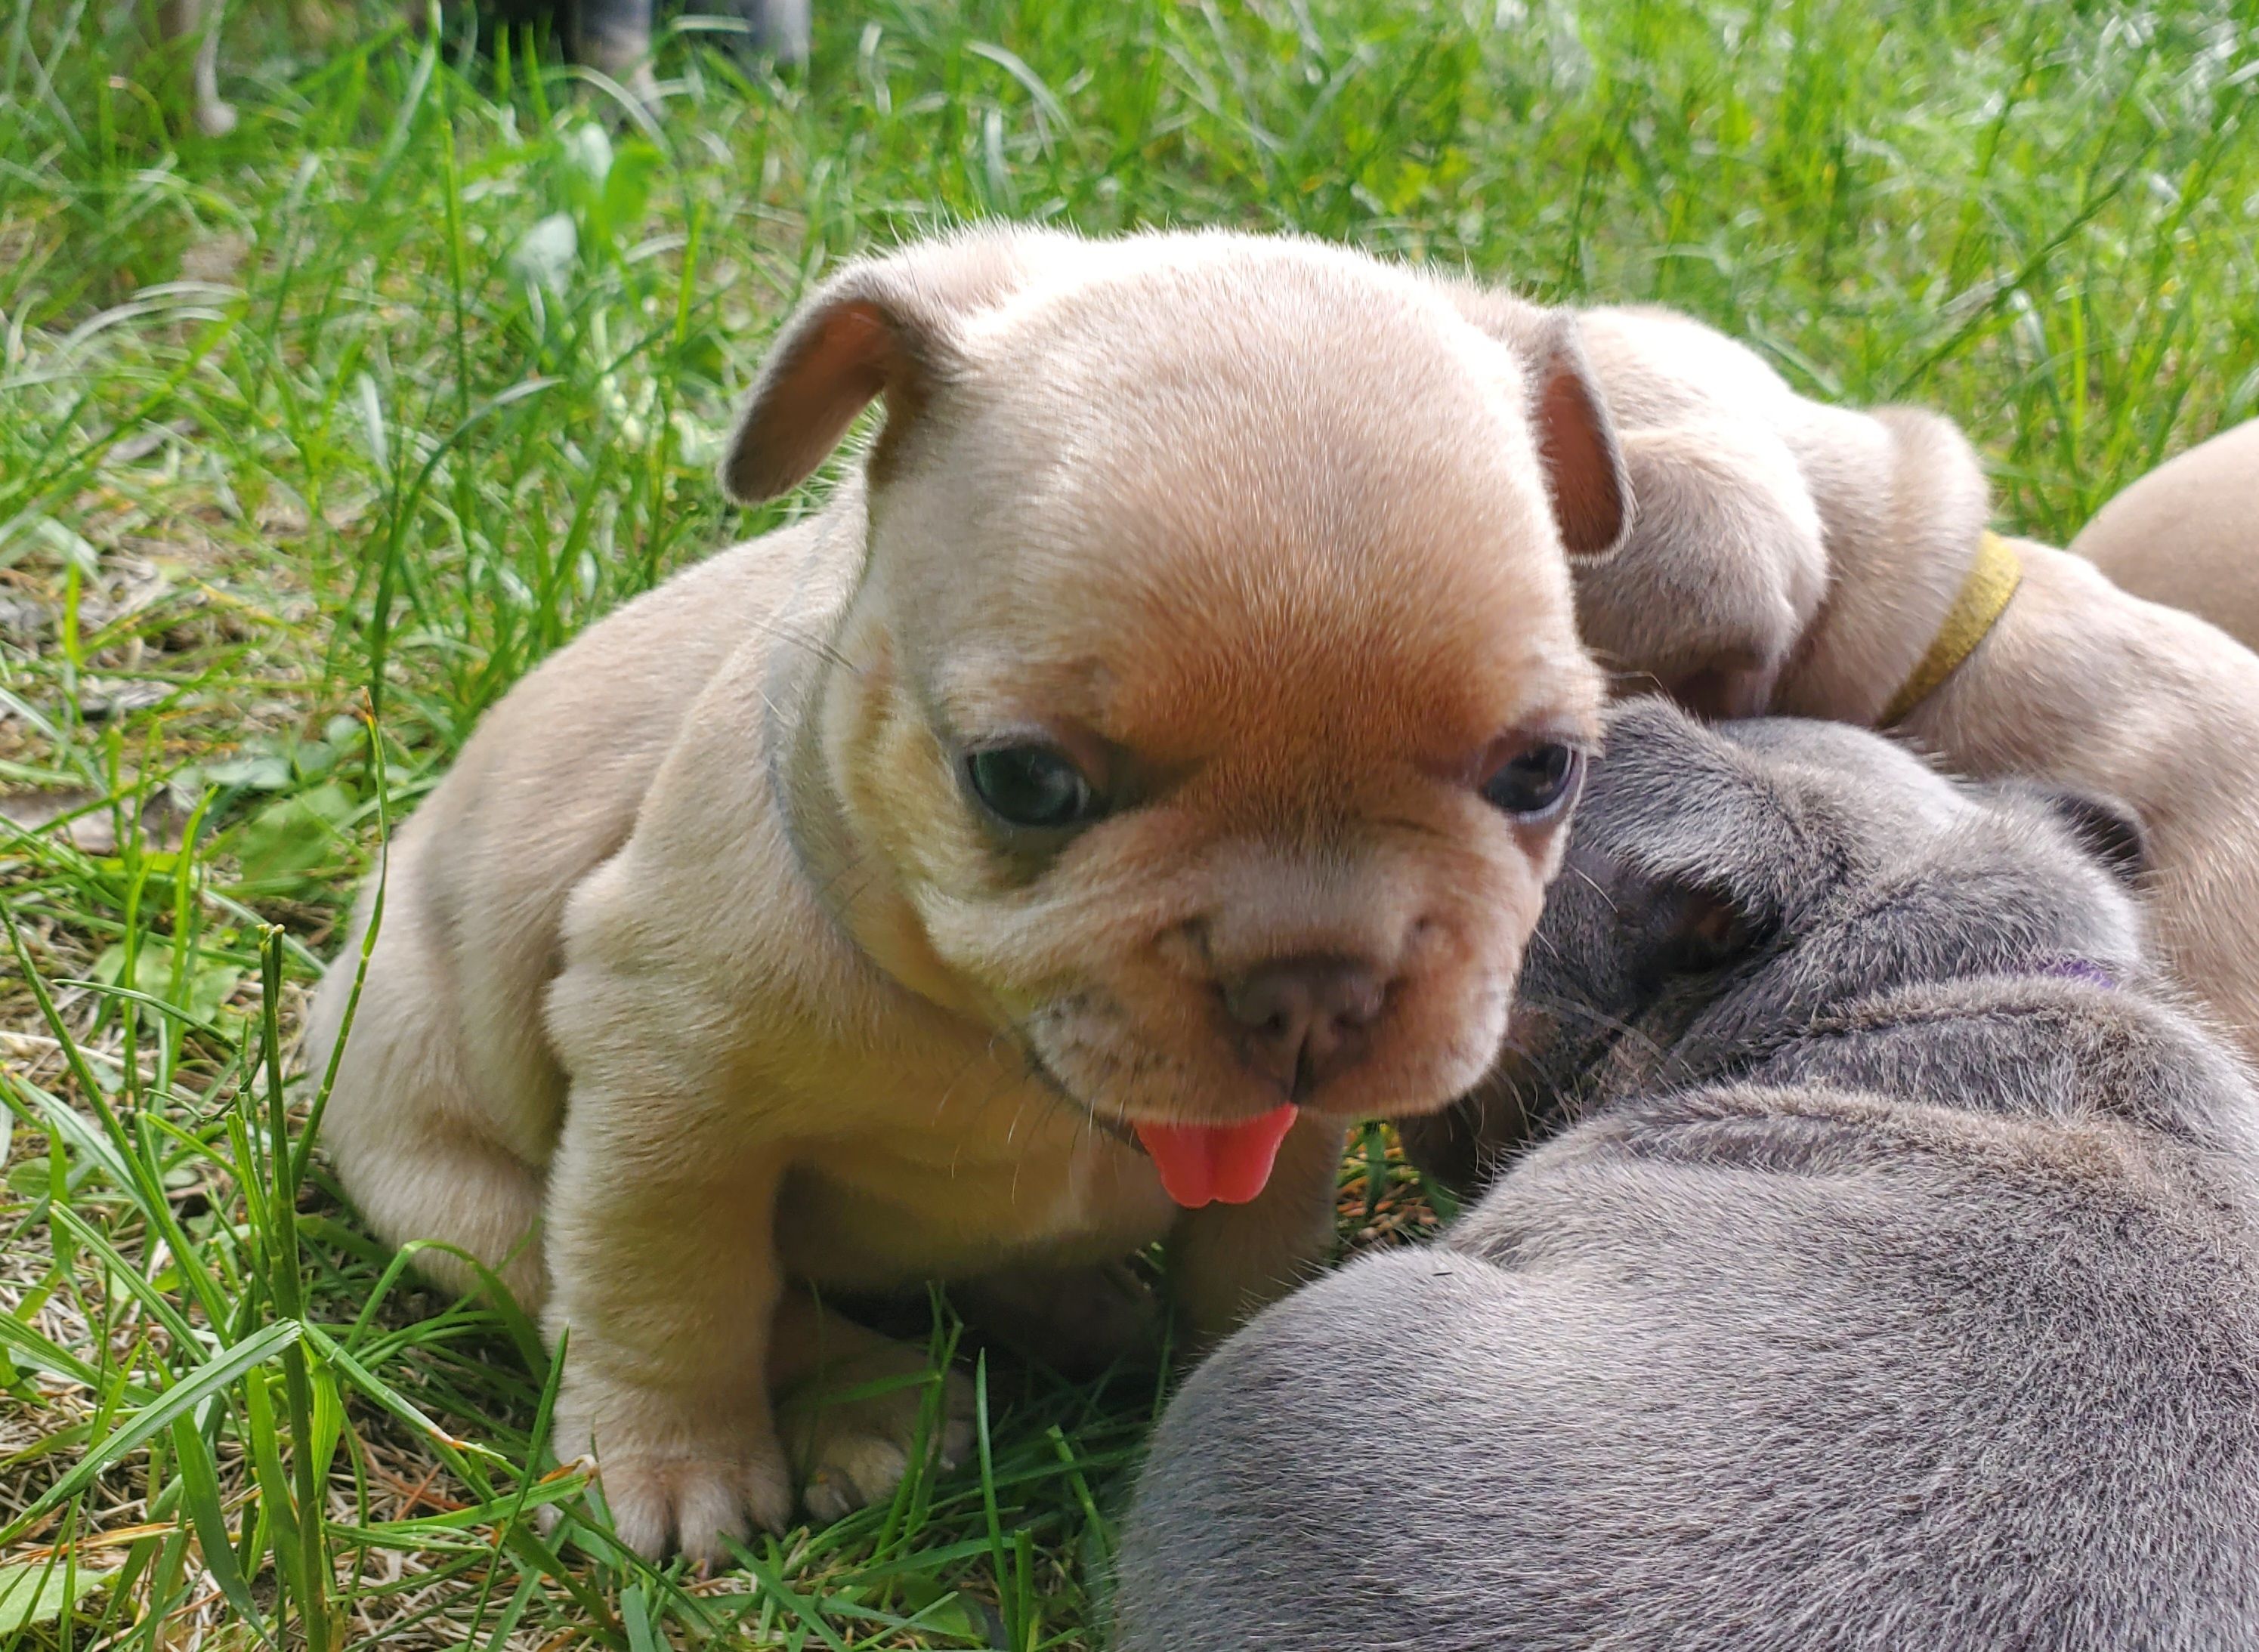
[1578,699,1804,938]
[1557,845,1777,993]
[1527,313,1635,563]
[720,229,1068,505]
[1641,878,1774,979]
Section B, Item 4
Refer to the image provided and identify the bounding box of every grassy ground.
[1,0,2254,1644]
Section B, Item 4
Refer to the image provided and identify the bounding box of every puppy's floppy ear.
[1579,697,1800,934]
[1562,843,1775,991]
[1641,878,1772,978]
[1442,289,1633,561]
[1528,313,1634,562]
[721,229,1065,505]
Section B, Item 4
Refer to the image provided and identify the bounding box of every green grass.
[0,0,2254,1643]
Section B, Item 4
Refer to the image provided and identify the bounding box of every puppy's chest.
[767,1054,1175,1286]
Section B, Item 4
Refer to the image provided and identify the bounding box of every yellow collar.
[1879,530,2023,726]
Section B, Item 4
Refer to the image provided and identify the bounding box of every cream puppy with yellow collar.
[307,227,1623,1560]
[1406,292,2259,1187]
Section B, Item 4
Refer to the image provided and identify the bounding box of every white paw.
[556,1379,792,1562]
[779,1347,977,1525]
[195,98,238,137]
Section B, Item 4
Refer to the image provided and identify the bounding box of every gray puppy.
[1112,699,2259,1652]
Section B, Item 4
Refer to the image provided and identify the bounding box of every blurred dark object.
[1395,1057,1545,1200]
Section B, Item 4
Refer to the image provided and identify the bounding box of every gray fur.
[1111,699,2259,1651]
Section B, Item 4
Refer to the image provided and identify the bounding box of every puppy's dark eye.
[1481,743,1584,821]
[966,744,1102,830]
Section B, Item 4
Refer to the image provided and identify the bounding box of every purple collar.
[2035,956,2116,990]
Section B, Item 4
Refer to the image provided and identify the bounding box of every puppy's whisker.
[1565,863,1622,913]
[1513,990,1667,1053]
[814,857,882,916]
[942,1006,1091,1148]
[931,1034,1013,1120]
[1505,992,1677,1115]
[1016,1010,1157,1151]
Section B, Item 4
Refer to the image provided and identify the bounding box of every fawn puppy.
[307,227,1624,1558]
[1118,700,2259,1650]
[2071,417,2259,652]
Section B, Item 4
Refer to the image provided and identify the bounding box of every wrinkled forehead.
[899,508,1594,779]
[876,261,1596,770]
[976,256,1547,502]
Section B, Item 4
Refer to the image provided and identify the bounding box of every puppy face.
[730,230,1619,1141]
[1469,699,2147,1154]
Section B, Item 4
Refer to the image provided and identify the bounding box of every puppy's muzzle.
[1220,954,1390,1100]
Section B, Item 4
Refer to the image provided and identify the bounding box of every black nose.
[1222,956,1389,1098]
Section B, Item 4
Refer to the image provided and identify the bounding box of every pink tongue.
[1136,1104,1299,1208]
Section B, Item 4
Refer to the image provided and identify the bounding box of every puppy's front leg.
[768,1289,977,1524]
[543,1095,793,1562]
[1168,1113,1348,1352]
